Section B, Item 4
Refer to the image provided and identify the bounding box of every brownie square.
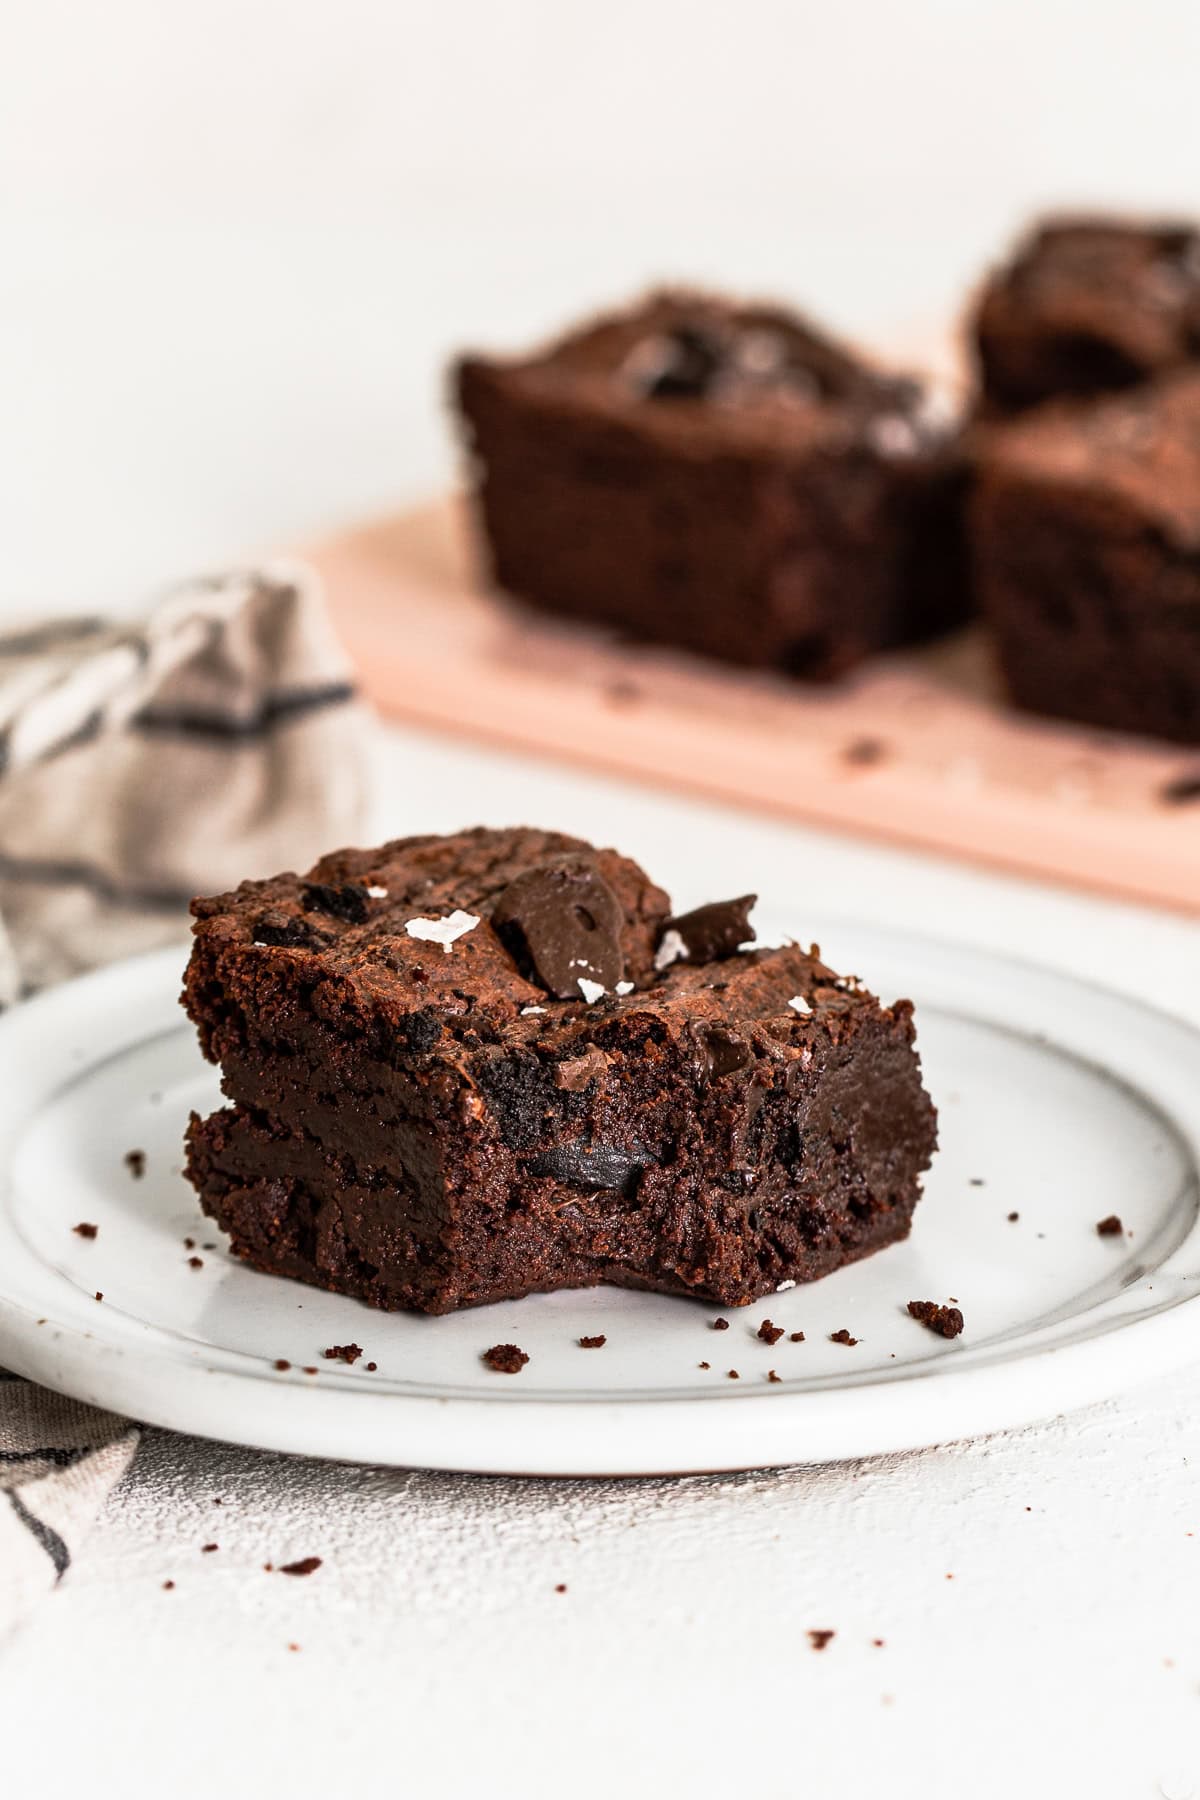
[973,216,1200,414]
[454,291,969,682]
[969,370,1200,742]
[182,827,937,1314]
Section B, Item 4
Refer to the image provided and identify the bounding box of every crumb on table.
[73,1222,98,1239]
[1096,1214,1124,1237]
[829,1328,858,1346]
[321,1343,363,1364]
[483,1343,529,1374]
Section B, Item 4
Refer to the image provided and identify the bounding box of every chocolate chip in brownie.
[628,324,726,400]
[698,1027,753,1080]
[757,1320,785,1346]
[321,1343,363,1364]
[578,1335,607,1349]
[829,1328,858,1346]
[124,1149,146,1179]
[301,881,370,924]
[252,910,332,951]
[907,1300,965,1339]
[483,1343,529,1374]
[73,1221,98,1239]
[492,857,625,999]
[662,895,757,964]
[1096,1214,1124,1237]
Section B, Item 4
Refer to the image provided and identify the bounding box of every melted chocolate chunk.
[699,1026,753,1079]
[632,324,726,400]
[526,1141,643,1194]
[252,910,332,951]
[553,1047,608,1093]
[492,856,625,998]
[663,895,756,964]
[301,881,370,924]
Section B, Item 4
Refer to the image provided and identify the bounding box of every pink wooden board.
[309,496,1200,916]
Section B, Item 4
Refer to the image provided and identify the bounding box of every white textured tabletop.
[4,2,1200,1792]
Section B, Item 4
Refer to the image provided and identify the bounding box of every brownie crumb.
[789,1330,806,1343]
[1096,1214,1124,1237]
[273,1359,291,1371]
[757,1319,785,1346]
[698,1361,711,1370]
[1007,1211,1019,1222]
[73,1222,98,1239]
[873,1638,885,1648]
[1160,770,1200,806]
[94,1291,103,1302]
[201,1543,218,1554]
[842,736,887,767]
[162,1580,175,1591]
[483,1343,529,1374]
[712,1318,730,1331]
[187,1256,203,1269]
[124,1149,146,1179]
[278,1556,322,1577]
[907,1299,965,1339]
[301,1366,318,1375]
[829,1329,858,1346]
[555,1583,568,1593]
[321,1343,363,1365]
[287,1642,301,1652]
[578,1334,607,1349]
[808,1629,835,1651]
[365,1361,378,1372]
[184,1237,196,1250]
[767,1369,782,1383]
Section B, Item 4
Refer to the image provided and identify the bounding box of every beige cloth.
[0,560,371,1629]
[0,562,369,1001]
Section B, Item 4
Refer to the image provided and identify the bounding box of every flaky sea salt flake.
[788,994,813,1016]
[404,910,480,953]
[577,978,606,1004]
[654,929,688,973]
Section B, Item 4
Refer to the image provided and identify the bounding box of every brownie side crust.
[454,290,970,680]
[970,370,1200,742]
[182,827,938,1313]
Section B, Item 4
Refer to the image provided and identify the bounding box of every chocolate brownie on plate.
[973,215,1200,414]
[454,291,969,681]
[970,370,1200,743]
[183,827,937,1313]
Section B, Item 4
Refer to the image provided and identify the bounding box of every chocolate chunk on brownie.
[454,290,970,682]
[182,826,937,1314]
[970,371,1200,742]
[974,216,1200,414]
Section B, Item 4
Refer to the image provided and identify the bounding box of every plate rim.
[1,930,1199,1475]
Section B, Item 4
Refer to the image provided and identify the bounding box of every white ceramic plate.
[1,920,1198,1475]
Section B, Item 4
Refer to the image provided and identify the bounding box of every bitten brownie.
[973,216,1200,414]
[454,291,969,681]
[182,828,937,1314]
[970,370,1200,743]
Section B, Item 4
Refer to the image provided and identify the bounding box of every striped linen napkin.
[0,562,370,1629]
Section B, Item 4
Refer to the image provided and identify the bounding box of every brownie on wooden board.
[453,291,970,682]
[182,827,938,1314]
[973,216,1200,415]
[969,370,1200,743]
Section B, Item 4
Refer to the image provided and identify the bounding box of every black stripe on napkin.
[4,1487,70,1579]
[130,680,356,742]
[0,852,193,911]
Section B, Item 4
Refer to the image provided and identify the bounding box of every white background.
[3,4,1200,1796]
